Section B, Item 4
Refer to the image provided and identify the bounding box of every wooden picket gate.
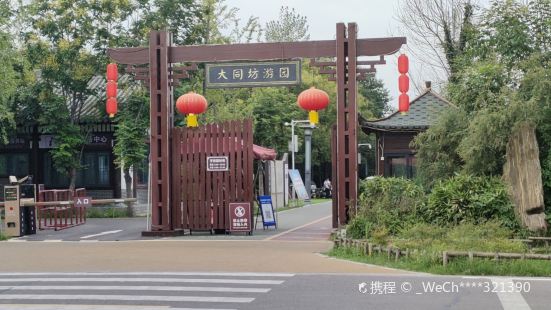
[171,119,254,231]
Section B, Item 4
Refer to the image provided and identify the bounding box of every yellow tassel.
[400,112,407,116]
[309,110,319,125]
[187,114,198,127]
[109,113,115,118]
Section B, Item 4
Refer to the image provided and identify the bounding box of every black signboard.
[4,187,18,201]
[205,60,301,88]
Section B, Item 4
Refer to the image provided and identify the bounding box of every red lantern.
[106,80,117,98]
[106,63,118,81]
[176,92,208,127]
[106,97,118,118]
[398,54,409,74]
[399,93,409,115]
[297,87,330,125]
[398,74,409,93]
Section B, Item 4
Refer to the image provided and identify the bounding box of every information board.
[205,60,301,88]
[258,196,277,228]
[288,169,310,200]
[207,156,229,172]
[228,202,252,232]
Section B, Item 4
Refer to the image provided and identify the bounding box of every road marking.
[0,277,284,285]
[0,305,236,310]
[0,272,294,277]
[0,285,270,293]
[80,230,122,239]
[0,295,253,303]
[42,240,62,242]
[489,277,531,310]
[264,215,331,240]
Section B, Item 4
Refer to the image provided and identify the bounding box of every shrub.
[424,174,520,231]
[346,216,372,239]
[356,177,426,235]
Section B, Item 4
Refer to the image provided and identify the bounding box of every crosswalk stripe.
[0,285,270,293]
[0,305,236,310]
[0,294,254,303]
[0,278,283,285]
[0,272,294,277]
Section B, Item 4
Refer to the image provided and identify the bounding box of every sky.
[225,0,423,110]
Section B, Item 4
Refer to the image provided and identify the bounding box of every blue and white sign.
[258,196,277,228]
[288,169,309,200]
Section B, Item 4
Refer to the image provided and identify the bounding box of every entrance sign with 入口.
[74,196,92,208]
[228,202,252,232]
[207,156,229,171]
[205,60,301,88]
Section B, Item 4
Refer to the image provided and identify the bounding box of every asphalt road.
[0,272,550,310]
[13,201,332,242]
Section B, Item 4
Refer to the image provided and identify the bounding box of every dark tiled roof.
[360,90,454,132]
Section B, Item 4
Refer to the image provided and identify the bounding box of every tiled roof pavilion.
[360,85,455,133]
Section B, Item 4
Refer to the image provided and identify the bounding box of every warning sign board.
[207,156,229,172]
[228,202,251,232]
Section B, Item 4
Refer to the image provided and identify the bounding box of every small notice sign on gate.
[207,156,229,171]
[228,202,252,233]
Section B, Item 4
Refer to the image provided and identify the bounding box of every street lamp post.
[284,120,314,200]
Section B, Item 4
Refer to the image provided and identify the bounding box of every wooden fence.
[171,119,254,231]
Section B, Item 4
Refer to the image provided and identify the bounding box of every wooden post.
[149,31,173,231]
[443,251,449,266]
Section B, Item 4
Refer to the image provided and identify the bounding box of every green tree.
[358,75,391,118]
[113,89,149,198]
[265,6,309,42]
[22,0,134,189]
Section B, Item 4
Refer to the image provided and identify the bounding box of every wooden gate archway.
[171,120,253,231]
[108,23,406,234]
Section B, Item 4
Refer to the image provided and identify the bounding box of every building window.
[0,153,29,177]
[385,155,417,179]
[44,151,111,188]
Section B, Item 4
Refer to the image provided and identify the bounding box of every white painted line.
[0,294,254,303]
[42,240,62,242]
[80,230,122,239]
[489,278,531,310]
[463,275,551,282]
[0,305,235,310]
[6,239,27,242]
[0,285,270,293]
[264,215,331,240]
[0,278,284,285]
[0,272,294,277]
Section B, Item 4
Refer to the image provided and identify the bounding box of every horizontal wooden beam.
[107,37,406,65]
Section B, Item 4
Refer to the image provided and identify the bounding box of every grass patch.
[328,246,551,277]
[0,232,8,241]
[87,206,130,218]
[276,198,331,212]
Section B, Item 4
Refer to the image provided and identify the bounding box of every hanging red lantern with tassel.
[106,63,118,118]
[106,97,118,118]
[176,92,208,128]
[106,63,118,81]
[297,87,330,126]
[397,54,410,114]
[106,80,117,98]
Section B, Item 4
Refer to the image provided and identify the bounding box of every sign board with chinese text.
[207,156,229,172]
[228,202,252,233]
[288,169,309,200]
[205,60,301,88]
[258,195,277,228]
[74,196,92,208]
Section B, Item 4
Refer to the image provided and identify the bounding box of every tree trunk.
[124,167,133,198]
[503,122,547,233]
[124,167,134,217]
[69,167,77,191]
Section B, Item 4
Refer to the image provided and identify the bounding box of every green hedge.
[424,174,520,231]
